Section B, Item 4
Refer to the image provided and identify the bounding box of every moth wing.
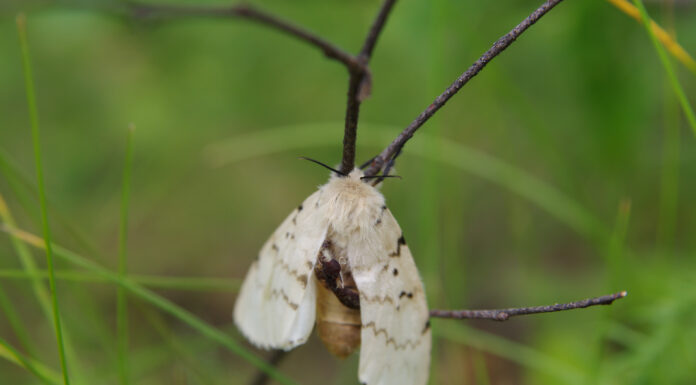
[234,188,328,350]
[352,209,431,385]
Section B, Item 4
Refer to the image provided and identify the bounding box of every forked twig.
[339,0,398,175]
[130,3,367,74]
[364,0,566,176]
[430,291,627,321]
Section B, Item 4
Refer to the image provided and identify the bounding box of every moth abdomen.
[315,281,361,358]
[314,238,362,358]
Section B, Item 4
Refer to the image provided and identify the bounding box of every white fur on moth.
[234,168,431,385]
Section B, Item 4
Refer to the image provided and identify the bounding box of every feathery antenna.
[299,157,347,176]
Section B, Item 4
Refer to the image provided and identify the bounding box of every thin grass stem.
[0,268,241,291]
[0,336,57,385]
[631,0,696,136]
[0,283,37,358]
[606,0,696,75]
[16,13,70,385]
[117,124,135,385]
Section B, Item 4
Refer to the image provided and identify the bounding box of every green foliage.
[0,1,695,384]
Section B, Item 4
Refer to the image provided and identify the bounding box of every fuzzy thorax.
[321,169,385,236]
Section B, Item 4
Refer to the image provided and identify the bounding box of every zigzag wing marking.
[234,188,328,350]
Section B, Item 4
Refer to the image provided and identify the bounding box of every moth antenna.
[299,157,347,176]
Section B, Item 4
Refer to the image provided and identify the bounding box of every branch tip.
[430,290,627,322]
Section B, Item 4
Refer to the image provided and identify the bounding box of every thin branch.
[429,291,627,321]
[130,3,367,74]
[364,0,566,176]
[339,0,399,175]
[249,350,289,385]
[359,0,399,59]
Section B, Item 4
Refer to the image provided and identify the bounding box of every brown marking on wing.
[277,259,312,288]
[359,292,394,305]
[269,288,299,310]
[362,321,425,351]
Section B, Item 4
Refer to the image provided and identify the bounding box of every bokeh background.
[1,0,695,384]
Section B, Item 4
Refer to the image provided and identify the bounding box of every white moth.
[234,169,431,385]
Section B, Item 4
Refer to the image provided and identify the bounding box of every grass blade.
[16,13,70,385]
[0,268,241,291]
[630,0,696,136]
[0,225,299,385]
[117,124,135,385]
[606,0,696,75]
[0,283,37,359]
[0,336,59,385]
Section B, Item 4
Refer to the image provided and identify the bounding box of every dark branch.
[429,291,627,321]
[339,0,398,175]
[364,0,566,176]
[249,350,288,385]
[130,3,367,74]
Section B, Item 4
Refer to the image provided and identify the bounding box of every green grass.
[1,224,299,385]
[632,0,696,136]
[16,13,70,385]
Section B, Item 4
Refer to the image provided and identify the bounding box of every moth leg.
[332,282,360,310]
[314,244,360,310]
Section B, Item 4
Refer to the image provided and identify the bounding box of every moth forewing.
[233,189,327,349]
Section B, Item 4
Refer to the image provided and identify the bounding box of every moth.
[233,167,431,385]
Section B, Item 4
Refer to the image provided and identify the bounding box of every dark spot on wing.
[297,204,303,211]
[399,291,406,298]
[422,320,431,334]
[393,268,398,276]
[271,244,279,252]
[389,234,407,257]
[375,205,388,226]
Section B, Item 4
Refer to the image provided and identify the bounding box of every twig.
[130,3,367,74]
[429,291,627,321]
[249,350,289,385]
[364,0,566,176]
[339,0,398,175]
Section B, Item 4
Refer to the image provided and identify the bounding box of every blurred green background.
[1,0,695,384]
